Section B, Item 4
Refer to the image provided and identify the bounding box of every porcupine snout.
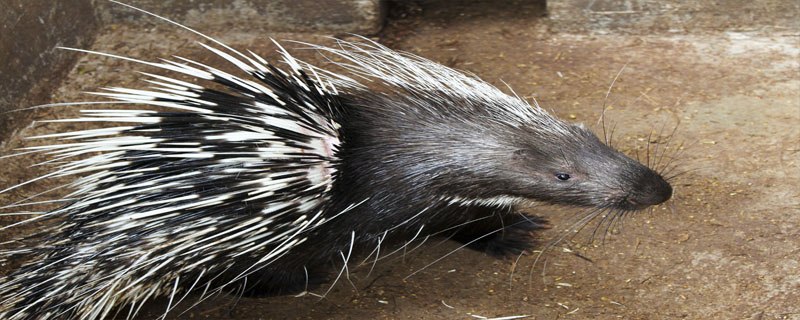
[617,162,672,210]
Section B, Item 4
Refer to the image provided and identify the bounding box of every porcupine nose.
[628,171,673,208]
[643,177,673,205]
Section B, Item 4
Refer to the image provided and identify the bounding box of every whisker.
[359,230,387,266]
[603,209,627,244]
[403,225,506,281]
[608,121,619,148]
[564,209,609,245]
[400,235,432,261]
[589,208,616,243]
[174,270,206,317]
[664,167,701,181]
[395,215,495,256]
[645,129,653,170]
[547,207,602,240]
[319,232,356,300]
[657,140,685,175]
[362,231,387,278]
[598,64,628,145]
[531,207,604,271]
[654,122,681,172]
[228,277,245,317]
[369,225,425,265]
[651,121,668,169]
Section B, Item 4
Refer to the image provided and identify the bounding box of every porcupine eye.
[555,173,571,181]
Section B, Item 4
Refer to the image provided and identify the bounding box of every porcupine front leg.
[450,206,549,259]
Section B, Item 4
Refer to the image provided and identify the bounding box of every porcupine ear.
[0,3,357,320]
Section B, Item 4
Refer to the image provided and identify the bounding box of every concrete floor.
[1,1,798,319]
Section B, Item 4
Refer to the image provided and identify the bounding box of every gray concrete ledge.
[97,0,386,34]
[547,0,800,34]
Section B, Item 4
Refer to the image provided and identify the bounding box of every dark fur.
[242,86,672,295]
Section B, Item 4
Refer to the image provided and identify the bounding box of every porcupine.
[0,2,674,320]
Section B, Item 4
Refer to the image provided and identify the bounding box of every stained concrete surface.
[1,0,798,319]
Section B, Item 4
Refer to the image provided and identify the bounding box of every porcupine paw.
[478,215,550,259]
[241,268,328,298]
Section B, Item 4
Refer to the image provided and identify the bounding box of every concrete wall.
[0,0,386,143]
[97,0,385,34]
[0,0,99,142]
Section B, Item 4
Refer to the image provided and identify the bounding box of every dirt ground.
[1,1,798,319]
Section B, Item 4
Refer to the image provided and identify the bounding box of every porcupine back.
[0,30,355,319]
[0,3,674,320]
